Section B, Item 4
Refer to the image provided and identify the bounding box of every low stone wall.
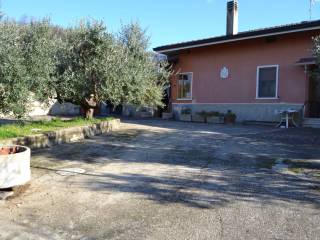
[0,119,120,150]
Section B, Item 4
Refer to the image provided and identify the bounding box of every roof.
[154,20,320,54]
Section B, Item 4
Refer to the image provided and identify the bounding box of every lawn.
[0,117,113,140]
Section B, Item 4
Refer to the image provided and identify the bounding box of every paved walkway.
[1,119,320,239]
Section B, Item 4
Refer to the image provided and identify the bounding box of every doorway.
[308,74,320,118]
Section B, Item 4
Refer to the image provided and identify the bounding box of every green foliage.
[54,20,170,109]
[312,36,320,84]
[207,111,221,117]
[116,22,170,107]
[197,111,221,118]
[0,117,113,140]
[54,20,119,105]
[0,18,171,118]
[21,19,61,102]
[0,21,27,117]
[181,107,191,115]
[0,19,61,117]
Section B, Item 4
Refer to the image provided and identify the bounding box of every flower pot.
[224,117,236,124]
[0,146,31,189]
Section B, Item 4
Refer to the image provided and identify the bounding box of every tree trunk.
[85,107,94,119]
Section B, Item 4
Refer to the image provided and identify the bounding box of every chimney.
[226,0,238,35]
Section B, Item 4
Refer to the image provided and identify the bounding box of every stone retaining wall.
[0,119,120,150]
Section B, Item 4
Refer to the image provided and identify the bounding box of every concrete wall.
[122,105,155,118]
[0,99,81,118]
[48,102,80,116]
[173,103,304,122]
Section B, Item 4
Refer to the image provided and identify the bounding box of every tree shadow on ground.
[32,119,320,209]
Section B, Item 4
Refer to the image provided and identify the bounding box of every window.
[256,65,279,99]
[178,73,192,100]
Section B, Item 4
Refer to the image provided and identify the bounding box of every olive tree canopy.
[0,19,171,118]
[0,19,59,117]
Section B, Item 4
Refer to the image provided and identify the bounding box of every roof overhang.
[295,57,316,66]
[154,21,320,54]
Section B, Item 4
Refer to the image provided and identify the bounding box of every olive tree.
[54,21,171,118]
[311,36,320,89]
[53,21,125,118]
[0,21,28,117]
[0,18,171,119]
[0,19,59,117]
[118,22,171,108]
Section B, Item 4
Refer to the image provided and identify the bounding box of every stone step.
[303,118,320,128]
[303,124,320,128]
[304,119,320,123]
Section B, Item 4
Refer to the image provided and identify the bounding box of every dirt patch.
[7,184,31,200]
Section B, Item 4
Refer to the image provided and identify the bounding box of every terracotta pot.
[224,117,235,124]
[0,146,19,155]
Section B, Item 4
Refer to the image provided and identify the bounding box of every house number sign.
[220,67,229,79]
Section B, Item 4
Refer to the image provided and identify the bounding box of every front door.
[308,74,320,118]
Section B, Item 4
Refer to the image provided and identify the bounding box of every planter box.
[162,112,173,120]
[192,114,205,123]
[207,116,224,124]
[180,114,192,122]
[0,146,31,189]
[224,118,236,124]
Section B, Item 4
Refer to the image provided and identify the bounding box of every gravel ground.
[1,119,320,240]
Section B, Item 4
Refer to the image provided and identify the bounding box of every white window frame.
[177,72,193,101]
[256,65,279,100]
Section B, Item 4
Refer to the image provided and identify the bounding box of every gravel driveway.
[1,119,320,240]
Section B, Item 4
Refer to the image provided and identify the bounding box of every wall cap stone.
[0,119,120,150]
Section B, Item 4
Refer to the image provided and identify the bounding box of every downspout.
[303,64,310,119]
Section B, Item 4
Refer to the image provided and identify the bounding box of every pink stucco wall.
[170,30,320,105]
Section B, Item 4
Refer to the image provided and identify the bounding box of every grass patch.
[288,167,304,174]
[0,117,113,140]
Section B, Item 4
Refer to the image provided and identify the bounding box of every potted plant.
[0,146,31,189]
[207,111,224,124]
[194,111,207,123]
[180,107,192,122]
[224,110,237,124]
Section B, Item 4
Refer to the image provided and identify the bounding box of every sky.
[2,0,320,49]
